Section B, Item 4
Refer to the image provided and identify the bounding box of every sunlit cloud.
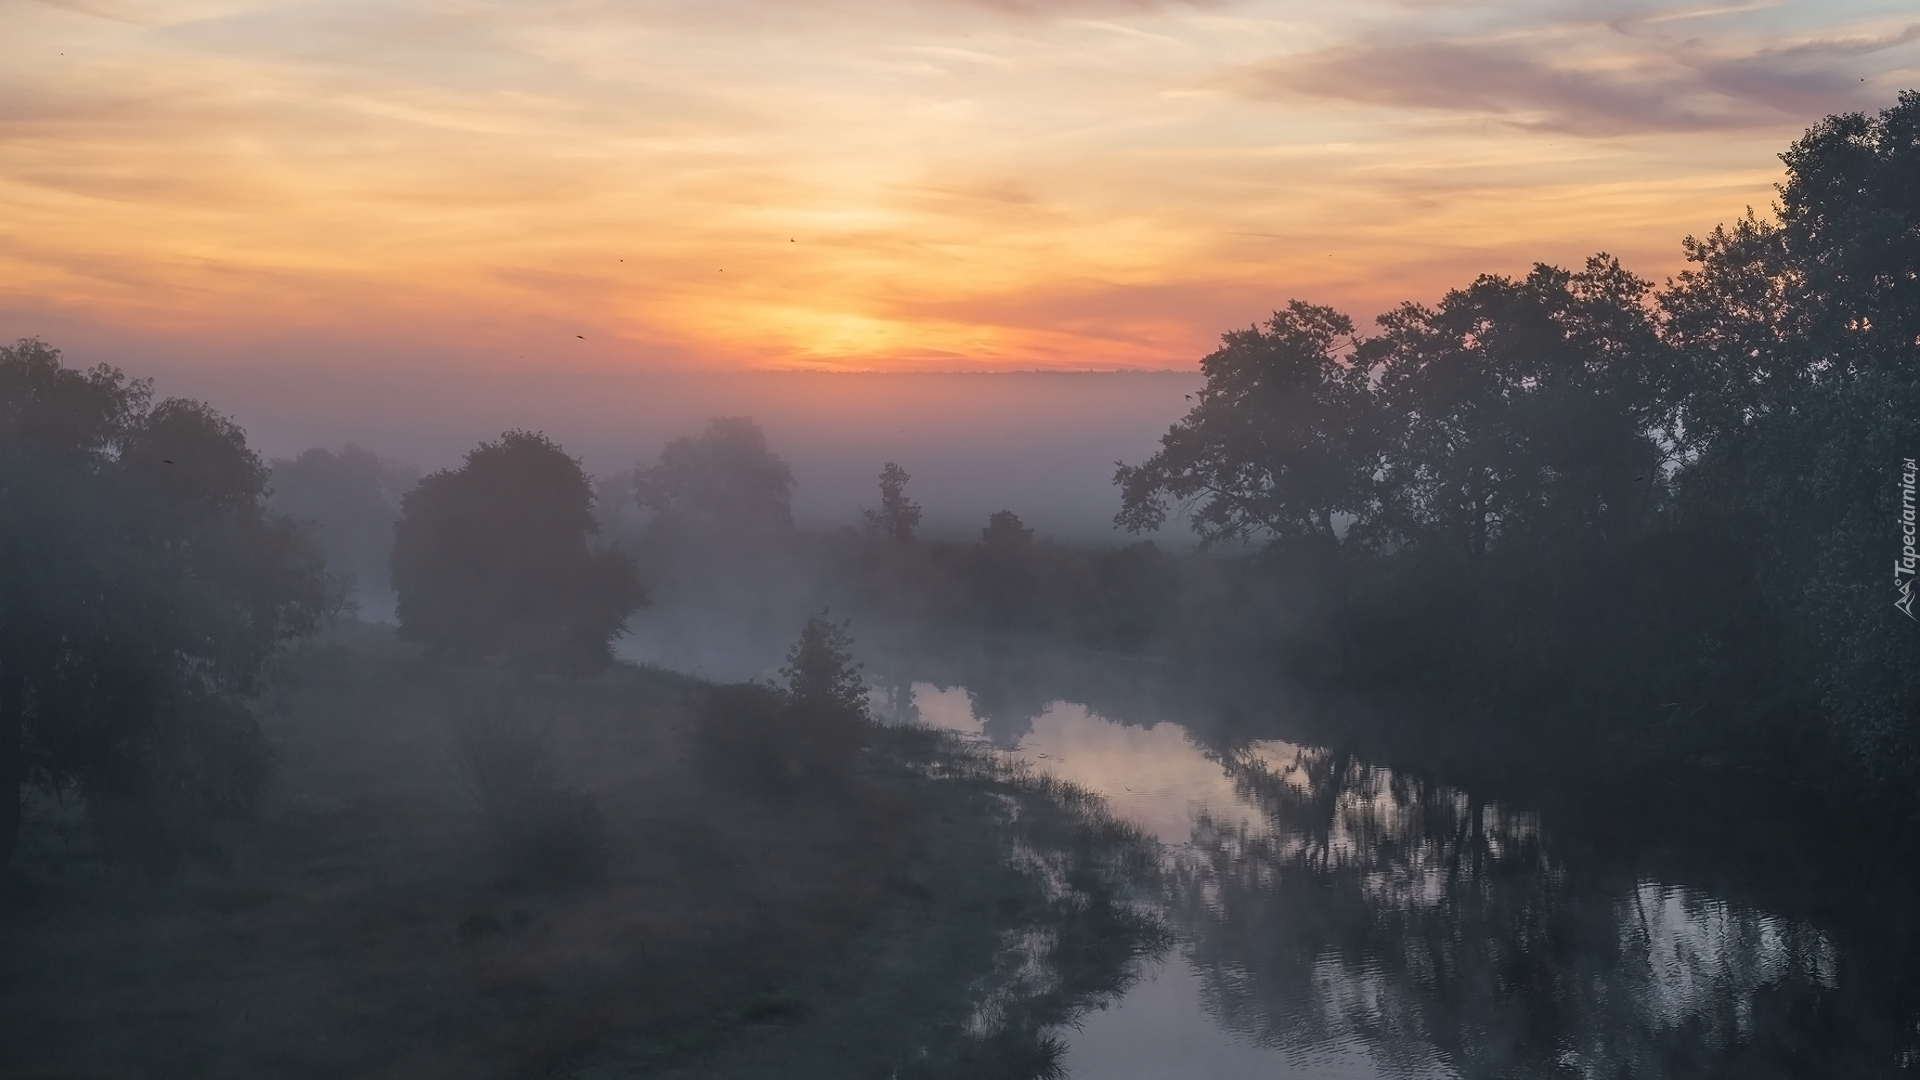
[0,0,1911,372]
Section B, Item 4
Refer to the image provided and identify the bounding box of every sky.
[4,0,1917,375]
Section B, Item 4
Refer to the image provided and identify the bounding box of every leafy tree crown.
[780,612,869,721]
[862,461,922,543]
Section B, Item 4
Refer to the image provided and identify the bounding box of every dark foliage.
[694,682,815,796]
[634,416,797,540]
[696,614,871,797]
[781,611,869,722]
[392,430,645,672]
[862,462,922,544]
[1658,91,1920,779]
[1361,256,1678,558]
[981,510,1034,550]
[1116,301,1375,549]
[0,339,329,869]
[833,530,1271,659]
[805,93,1920,795]
[451,699,609,887]
[1095,92,1920,786]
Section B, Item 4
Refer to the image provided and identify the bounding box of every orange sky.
[3,0,1916,372]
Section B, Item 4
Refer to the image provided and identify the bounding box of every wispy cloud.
[1231,19,1920,136]
[1,0,1911,372]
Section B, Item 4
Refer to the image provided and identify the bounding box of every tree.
[1367,256,1677,559]
[699,612,869,795]
[1115,302,1378,549]
[269,443,418,618]
[1659,92,1920,773]
[391,430,645,672]
[634,417,796,537]
[863,462,922,543]
[981,510,1035,550]
[0,339,329,869]
[973,511,1041,629]
[781,611,869,722]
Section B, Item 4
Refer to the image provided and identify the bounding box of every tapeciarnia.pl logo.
[1899,457,1917,620]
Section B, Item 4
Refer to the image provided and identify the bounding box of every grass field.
[0,623,1164,1080]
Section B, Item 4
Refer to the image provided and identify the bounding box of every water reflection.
[901,670,1908,1078]
[1182,747,1843,1078]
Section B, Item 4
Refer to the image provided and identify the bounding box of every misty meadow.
[3,36,1920,1080]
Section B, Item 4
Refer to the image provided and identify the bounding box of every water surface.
[898,672,1906,1078]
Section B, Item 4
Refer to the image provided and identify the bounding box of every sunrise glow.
[3,0,1915,371]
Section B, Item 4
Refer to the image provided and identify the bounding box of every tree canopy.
[0,339,329,868]
[1114,91,1920,780]
[1657,90,1920,771]
[981,510,1034,551]
[1116,302,1376,549]
[863,462,922,544]
[1117,269,1675,558]
[392,430,645,672]
[781,611,869,723]
[634,416,796,539]
[1364,256,1676,558]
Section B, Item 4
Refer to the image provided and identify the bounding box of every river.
[882,661,1912,1079]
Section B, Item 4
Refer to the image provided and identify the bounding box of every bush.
[695,614,874,798]
[450,700,609,886]
[693,630,870,800]
[694,683,829,797]
[393,430,646,672]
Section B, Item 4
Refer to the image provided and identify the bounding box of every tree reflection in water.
[872,640,1920,1074]
[1170,746,1856,1078]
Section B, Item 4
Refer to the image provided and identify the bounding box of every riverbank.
[0,622,1164,1080]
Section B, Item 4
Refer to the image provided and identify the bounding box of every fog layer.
[146,367,1202,544]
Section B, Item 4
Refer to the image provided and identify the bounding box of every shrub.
[393,430,646,672]
[695,614,873,798]
[693,682,816,796]
[450,700,608,886]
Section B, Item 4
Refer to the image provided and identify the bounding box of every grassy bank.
[0,623,1164,1080]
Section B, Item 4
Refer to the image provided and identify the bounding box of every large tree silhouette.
[1111,93,1920,780]
[1661,91,1920,773]
[392,430,644,671]
[1364,255,1677,559]
[1115,302,1378,549]
[0,339,329,868]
